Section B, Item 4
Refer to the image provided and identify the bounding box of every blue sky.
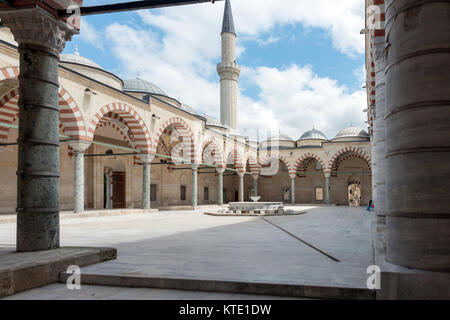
[64,0,367,141]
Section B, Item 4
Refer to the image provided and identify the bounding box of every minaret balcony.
[217,62,241,77]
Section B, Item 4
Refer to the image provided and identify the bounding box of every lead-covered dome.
[298,128,328,141]
[333,127,369,141]
[60,52,102,69]
[123,77,167,96]
[268,134,294,141]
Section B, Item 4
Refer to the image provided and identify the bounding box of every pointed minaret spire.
[222,0,236,35]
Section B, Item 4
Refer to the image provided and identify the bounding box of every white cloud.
[79,18,104,51]
[98,0,367,141]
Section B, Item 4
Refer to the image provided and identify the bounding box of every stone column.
[238,173,244,202]
[140,155,154,210]
[0,7,77,251]
[217,168,224,205]
[253,175,259,198]
[68,141,91,214]
[290,175,296,204]
[373,32,387,250]
[385,0,450,270]
[191,165,198,207]
[325,174,331,204]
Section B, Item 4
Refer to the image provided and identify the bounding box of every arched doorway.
[348,181,362,206]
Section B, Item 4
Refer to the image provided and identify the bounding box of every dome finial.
[74,45,79,56]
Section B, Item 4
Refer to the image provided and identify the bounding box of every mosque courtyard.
[0,206,374,300]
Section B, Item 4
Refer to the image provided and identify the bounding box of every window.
[204,187,209,201]
[315,188,324,201]
[180,185,187,201]
[150,184,157,202]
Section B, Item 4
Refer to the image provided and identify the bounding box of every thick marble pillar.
[140,155,154,209]
[238,173,244,202]
[385,0,450,270]
[0,7,77,251]
[373,33,387,249]
[325,174,331,204]
[217,168,224,205]
[253,175,259,198]
[68,141,91,214]
[290,175,296,204]
[191,165,198,207]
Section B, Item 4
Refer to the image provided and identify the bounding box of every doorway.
[112,172,126,208]
[348,182,362,206]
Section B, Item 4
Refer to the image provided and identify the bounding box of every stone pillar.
[217,168,224,205]
[374,32,387,249]
[290,175,296,204]
[385,0,450,270]
[238,173,244,202]
[140,155,154,209]
[68,141,91,214]
[325,174,331,204]
[0,7,77,251]
[191,165,198,207]
[253,175,259,198]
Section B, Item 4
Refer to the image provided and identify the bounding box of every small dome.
[268,134,294,141]
[180,103,197,115]
[60,47,102,69]
[298,128,328,141]
[204,114,226,128]
[334,127,369,140]
[123,77,167,96]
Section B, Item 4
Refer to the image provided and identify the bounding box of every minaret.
[217,0,240,130]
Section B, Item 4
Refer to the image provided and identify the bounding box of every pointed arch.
[245,153,260,176]
[88,102,152,154]
[154,117,198,164]
[328,147,372,176]
[295,153,326,175]
[0,84,87,143]
[226,148,244,173]
[202,137,224,169]
[258,154,293,176]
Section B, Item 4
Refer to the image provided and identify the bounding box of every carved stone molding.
[0,6,78,55]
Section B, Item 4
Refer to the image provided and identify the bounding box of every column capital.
[238,172,245,178]
[68,140,91,153]
[191,164,199,170]
[139,154,155,164]
[289,174,296,180]
[252,174,259,180]
[324,172,331,179]
[216,167,225,174]
[0,7,78,55]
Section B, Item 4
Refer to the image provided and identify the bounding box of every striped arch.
[295,153,326,175]
[154,117,198,164]
[202,137,224,169]
[226,148,244,174]
[0,84,87,143]
[88,103,152,154]
[0,66,19,81]
[328,147,372,176]
[245,154,260,176]
[96,120,135,148]
[259,154,293,176]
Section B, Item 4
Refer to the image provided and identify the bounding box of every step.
[59,272,375,300]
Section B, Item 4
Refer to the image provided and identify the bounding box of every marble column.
[0,7,77,251]
[253,175,259,198]
[385,0,450,270]
[217,168,224,205]
[68,141,91,214]
[325,174,331,204]
[191,165,198,207]
[140,155,154,210]
[290,175,296,204]
[238,173,244,202]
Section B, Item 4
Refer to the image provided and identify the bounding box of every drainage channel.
[260,217,340,263]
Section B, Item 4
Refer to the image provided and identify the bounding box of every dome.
[334,127,369,140]
[60,48,102,69]
[204,114,226,128]
[298,128,328,141]
[180,103,197,115]
[268,134,294,141]
[123,77,167,96]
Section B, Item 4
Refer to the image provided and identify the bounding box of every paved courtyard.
[0,206,373,299]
